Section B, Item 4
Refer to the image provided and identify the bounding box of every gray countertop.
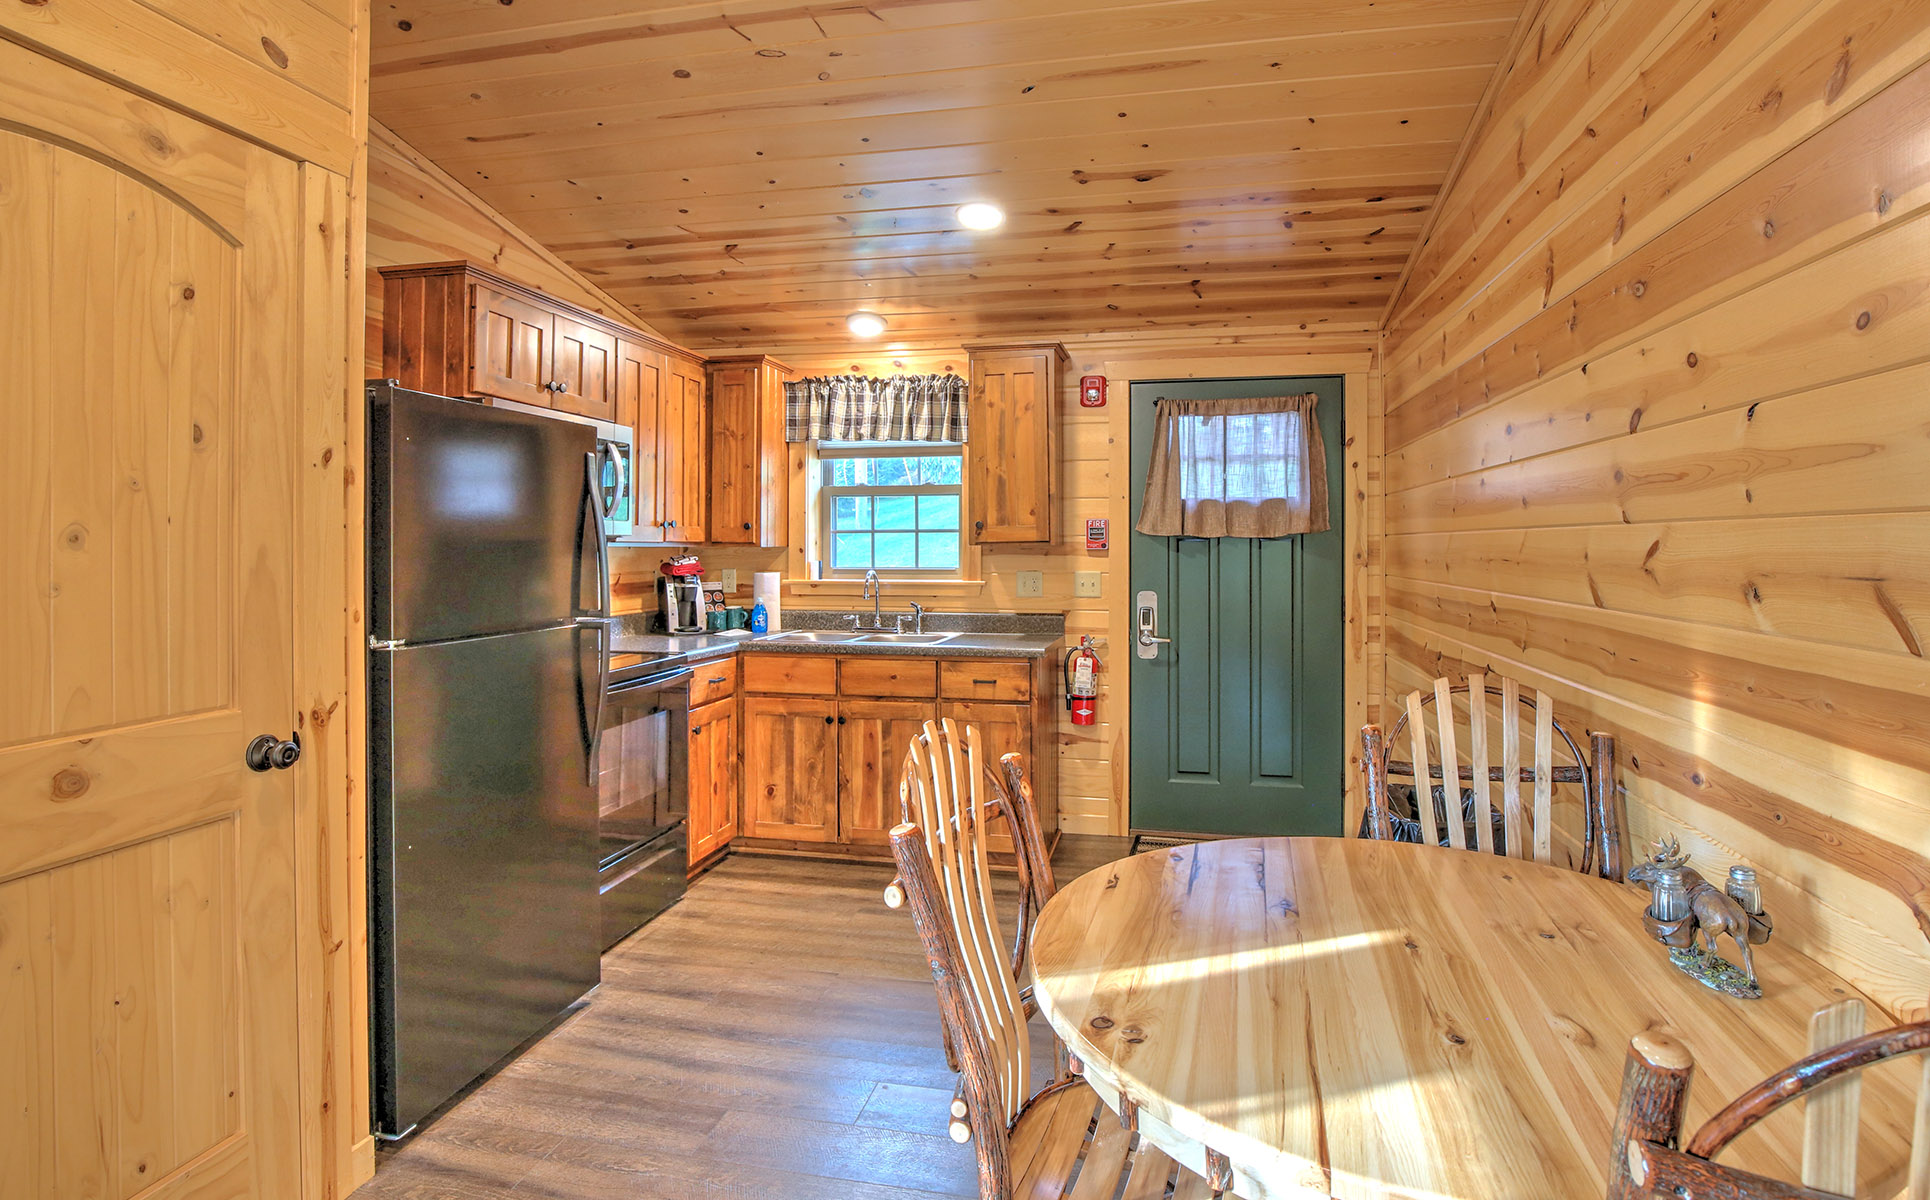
[604,611,1064,681]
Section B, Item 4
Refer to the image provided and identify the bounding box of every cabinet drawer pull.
[707,676,727,684]
[973,678,997,686]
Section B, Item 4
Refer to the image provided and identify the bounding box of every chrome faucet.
[863,569,886,631]
[896,601,925,634]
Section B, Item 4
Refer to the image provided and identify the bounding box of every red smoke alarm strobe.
[1079,375,1107,407]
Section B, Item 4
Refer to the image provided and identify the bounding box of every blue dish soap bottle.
[749,599,769,634]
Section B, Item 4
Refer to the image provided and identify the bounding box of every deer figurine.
[1628,834,1761,993]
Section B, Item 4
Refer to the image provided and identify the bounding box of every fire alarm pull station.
[1079,375,1107,407]
[1085,518,1109,551]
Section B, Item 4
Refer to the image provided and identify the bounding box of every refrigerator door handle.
[580,619,609,788]
[583,451,611,618]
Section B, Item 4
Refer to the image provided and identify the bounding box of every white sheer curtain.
[1135,394,1329,538]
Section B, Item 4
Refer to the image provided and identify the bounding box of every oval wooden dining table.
[1029,837,1918,1200]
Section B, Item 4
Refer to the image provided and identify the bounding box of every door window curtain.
[784,374,968,443]
[1135,393,1330,538]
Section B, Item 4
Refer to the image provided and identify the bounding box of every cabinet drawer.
[939,660,1032,702]
[839,657,937,699]
[742,654,837,695]
[689,657,738,707]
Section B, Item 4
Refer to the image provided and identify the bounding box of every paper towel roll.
[752,571,782,632]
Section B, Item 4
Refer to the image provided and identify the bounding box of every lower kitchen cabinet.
[837,698,937,845]
[741,694,839,842]
[687,696,738,867]
[736,652,1059,862]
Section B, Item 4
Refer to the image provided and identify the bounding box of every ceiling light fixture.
[956,202,1005,231]
[847,311,887,338]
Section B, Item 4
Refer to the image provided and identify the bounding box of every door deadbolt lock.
[246,732,303,772]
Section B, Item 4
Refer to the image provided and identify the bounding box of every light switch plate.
[1074,571,1101,598]
[721,568,738,593]
[1016,570,1044,598]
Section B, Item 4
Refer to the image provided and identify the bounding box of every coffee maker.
[658,555,707,635]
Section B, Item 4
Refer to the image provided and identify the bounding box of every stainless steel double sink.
[762,630,958,646]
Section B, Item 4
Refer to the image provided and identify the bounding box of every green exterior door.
[1128,376,1346,836]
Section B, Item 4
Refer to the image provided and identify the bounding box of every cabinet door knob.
[742,522,751,531]
[837,716,847,725]
[823,715,834,725]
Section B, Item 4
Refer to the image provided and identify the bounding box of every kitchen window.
[818,442,964,575]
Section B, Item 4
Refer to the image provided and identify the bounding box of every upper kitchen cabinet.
[380,262,622,422]
[707,355,793,547]
[965,342,1066,544]
[616,337,707,544]
[666,352,709,543]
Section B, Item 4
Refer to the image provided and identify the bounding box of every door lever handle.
[1135,590,1170,660]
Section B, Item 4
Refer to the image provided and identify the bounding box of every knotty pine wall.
[617,331,1383,838]
[1380,0,1930,1017]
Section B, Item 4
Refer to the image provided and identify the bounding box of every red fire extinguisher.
[1064,637,1101,727]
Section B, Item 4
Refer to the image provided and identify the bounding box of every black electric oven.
[595,661,689,949]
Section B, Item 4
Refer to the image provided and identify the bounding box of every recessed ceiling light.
[956,202,1005,231]
[847,311,887,337]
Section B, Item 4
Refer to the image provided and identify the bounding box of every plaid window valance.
[783,374,968,443]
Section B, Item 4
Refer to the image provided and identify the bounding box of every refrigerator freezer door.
[368,623,601,1135]
[369,383,600,643]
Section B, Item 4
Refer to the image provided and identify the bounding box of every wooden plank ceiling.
[368,0,1527,350]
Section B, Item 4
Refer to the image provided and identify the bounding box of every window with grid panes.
[818,442,964,575]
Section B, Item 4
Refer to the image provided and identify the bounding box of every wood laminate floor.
[353,836,1129,1200]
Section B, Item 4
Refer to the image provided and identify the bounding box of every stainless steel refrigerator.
[365,381,607,1137]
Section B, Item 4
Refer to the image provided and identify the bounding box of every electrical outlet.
[1074,571,1101,598]
[720,568,738,593]
[1016,570,1044,598]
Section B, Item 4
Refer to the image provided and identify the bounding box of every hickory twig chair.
[888,737,1068,1136]
[1359,671,1627,881]
[1607,998,1930,1199]
[888,719,1223,1200]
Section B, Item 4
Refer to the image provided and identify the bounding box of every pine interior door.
[0,45,307,1199]
[1127,377,1346,836]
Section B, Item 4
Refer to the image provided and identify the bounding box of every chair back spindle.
[1803,1000,1866,1193]
[1467,673,1494,854]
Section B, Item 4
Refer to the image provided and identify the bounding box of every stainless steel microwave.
[490,397,635,538]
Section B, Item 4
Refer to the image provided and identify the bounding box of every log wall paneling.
[1379,0,1930,1018]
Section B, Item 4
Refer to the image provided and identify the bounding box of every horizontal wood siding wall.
[363,119,664,375]
[617,329,1382,838]
[1380,0,1930,1017]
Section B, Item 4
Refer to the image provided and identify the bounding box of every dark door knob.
[246,732,302,772]
[742,522,751,531]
